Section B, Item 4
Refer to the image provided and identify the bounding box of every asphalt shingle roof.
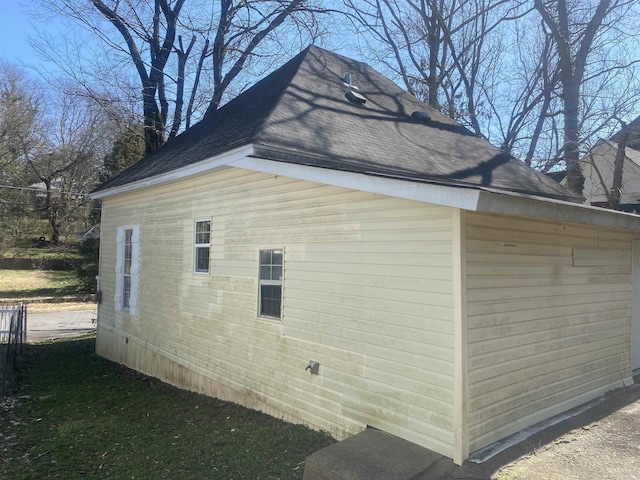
[94,46,582,203]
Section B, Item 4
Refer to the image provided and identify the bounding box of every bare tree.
[342,0,640,179]
[0,64,41,250]
[25,90,110,244]
[533,0,639,194]
[0,63,40,170]
[343,0,528,136]
[1,64,112,245]
[34,0,331,153]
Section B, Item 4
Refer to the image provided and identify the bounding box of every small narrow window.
[194,220,211,273]
[115,225,140,316]
[123,229,133,309]
[258,249,283,319]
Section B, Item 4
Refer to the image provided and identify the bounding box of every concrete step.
[303,428,455,480]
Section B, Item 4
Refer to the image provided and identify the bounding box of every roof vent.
[345,90,367,105]
[343,73,360,90]
[412,111,432,122]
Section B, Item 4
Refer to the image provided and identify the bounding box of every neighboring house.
[91,46,640,465]
[30,178,86,201]
[76,225,100,240]
[582,139,640,213]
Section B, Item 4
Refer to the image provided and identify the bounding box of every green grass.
[0,270,81,300]
[0,337,334,479]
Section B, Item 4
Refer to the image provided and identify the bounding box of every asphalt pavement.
[26,309,96,342]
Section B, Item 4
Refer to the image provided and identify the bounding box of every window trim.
[194,219,211,274]
[257,248,284,320]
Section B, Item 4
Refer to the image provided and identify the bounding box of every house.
[91,46,640,465]
[582,139,640,213]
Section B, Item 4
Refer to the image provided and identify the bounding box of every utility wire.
[0,184,91,197]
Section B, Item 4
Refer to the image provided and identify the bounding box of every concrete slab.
[27,310,96,342]
[303,428,454,480]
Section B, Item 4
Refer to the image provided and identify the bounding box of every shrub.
[75,238,99,292]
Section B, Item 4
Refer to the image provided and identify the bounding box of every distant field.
[0,270,92,312]
[0,269,79,299]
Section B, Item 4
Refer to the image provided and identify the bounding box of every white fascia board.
[90,145,255,200]
[231,156,482,210]
[476,189,640,231]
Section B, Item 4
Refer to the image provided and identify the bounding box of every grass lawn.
[0,270,83,302]
[0,337,334,479]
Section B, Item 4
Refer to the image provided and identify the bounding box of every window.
[194,220,211,273]
[115,226,140,316]
[258,249,283,319]
[123,229,133,309]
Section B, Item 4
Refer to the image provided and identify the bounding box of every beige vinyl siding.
[465,212,632,452]
[97,168,457,457]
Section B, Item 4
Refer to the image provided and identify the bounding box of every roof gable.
[94,46,581,203]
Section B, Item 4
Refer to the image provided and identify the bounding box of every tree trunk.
[610,128,630,209]
[427,11,440,109]
[563,80,584,195]
[142,82,164,154]
[43,179,60,246]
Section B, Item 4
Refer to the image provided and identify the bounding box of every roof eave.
[91,144,640,231]
[476,189,640,231]
[90,145,256,200]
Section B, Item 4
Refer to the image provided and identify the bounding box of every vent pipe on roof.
[343,72,366,104]
[343,73,360,90]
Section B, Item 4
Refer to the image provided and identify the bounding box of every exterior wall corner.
[453,208,469,464]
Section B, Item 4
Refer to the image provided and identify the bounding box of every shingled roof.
[93,46,581,203]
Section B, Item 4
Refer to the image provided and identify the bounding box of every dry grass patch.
[27,302,95,313]
[0,270,81,301]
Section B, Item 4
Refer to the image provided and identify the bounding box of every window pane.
[123,275,131,309]
[195,247,209,272]
[270,286,282,317]
[260,285,281,317]
[260,266,271,280]
[196,220,210,244]
[272,251,283,265]
[124,229,133,274]
[260,250,271,265]
[260,298,272,317]
[272,266,282,280]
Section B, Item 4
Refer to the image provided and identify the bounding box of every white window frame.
[258,248,284,320]
[194,219,211,274]
[115,225,140,316]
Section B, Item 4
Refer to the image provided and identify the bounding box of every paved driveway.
[447,378,640,480]
[27,309,96,342]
